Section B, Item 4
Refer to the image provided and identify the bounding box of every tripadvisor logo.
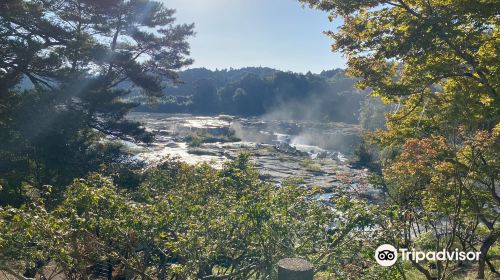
[375,244,398,266]
[374,244,481,267]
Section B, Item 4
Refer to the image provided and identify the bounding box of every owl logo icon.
[375,244,398,266]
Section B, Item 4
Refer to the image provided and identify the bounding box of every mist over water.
[262,94,328,121]
[231,121,360,155]
[125,112,372,196]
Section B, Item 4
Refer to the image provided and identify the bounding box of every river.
[125,112,380,201]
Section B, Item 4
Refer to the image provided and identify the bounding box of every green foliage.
[299,159,323,173]
[191,78,220,114]
[359,96,391,131]
[185,130,241,148]
[186,134,203,148]
[0,90,135,206]
[0,0,194,203]
[304,0,500,278]
[0,155,377,279]
[350,140,382,173]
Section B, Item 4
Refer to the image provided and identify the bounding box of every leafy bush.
[0,155,377,279]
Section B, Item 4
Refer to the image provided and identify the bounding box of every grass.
[299,159,323,173]
[187,148,219,156]
[186,130,241,148]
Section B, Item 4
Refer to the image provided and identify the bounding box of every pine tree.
[0,0,194,200]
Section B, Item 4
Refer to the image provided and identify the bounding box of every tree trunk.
[477,231,499,279]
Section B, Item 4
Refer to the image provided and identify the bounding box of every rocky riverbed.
[126,112,381,201]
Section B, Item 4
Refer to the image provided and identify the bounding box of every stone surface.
[125,113,382,201]
[277,258,313,280]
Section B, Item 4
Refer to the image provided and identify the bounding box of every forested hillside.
[134,68,366,124]
[162,67,280,96]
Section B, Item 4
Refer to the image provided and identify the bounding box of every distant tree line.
[135,67,367,124]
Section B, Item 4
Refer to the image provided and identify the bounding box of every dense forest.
[0,0,499,280]
[133,67,366,124]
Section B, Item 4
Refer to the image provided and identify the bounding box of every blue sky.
[164,0,345,73]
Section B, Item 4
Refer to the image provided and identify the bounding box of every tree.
[359,96,391,131]
[302,0,499,278]
[0,0,194,135]
[191,78,219,113]
[0,0,194,203]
